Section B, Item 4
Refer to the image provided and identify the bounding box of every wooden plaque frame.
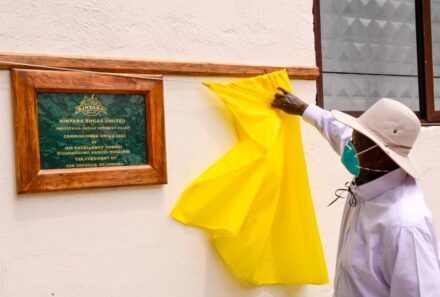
[12,69,167,193]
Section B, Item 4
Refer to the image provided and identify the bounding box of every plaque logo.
[75,94,108,116]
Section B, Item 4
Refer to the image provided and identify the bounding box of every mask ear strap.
[356,165,390,173]
[356,144,378,156]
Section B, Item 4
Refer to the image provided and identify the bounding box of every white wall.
[0,1,439,297]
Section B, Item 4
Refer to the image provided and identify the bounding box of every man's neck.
[355,171,389,186]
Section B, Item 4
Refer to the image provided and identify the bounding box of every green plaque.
[37,92,147,169]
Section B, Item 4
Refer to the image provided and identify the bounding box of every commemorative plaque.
[37,92,147,169]
[12,69,167,193]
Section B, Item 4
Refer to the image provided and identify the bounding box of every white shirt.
[303,105,440,297]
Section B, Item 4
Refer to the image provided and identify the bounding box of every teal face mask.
[341,141,380,176]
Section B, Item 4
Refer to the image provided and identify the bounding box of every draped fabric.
[171,70,328,285]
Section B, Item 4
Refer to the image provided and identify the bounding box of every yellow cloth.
[171,70,328,285]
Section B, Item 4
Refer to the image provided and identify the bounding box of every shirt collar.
[351,168,408,202]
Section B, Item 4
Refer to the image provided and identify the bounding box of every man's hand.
[271,87,309,116]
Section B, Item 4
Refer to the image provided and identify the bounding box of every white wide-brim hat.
[331,98,422,179]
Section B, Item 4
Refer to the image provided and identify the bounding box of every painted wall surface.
[0,1,439,297]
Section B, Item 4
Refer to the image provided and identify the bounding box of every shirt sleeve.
[302,105,353,155]
[387,226,440,297]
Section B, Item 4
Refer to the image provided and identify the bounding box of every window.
[314,0,440,123]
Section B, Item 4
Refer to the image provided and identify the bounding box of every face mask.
[341,141,389,176]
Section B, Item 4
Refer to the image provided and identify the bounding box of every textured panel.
[435,78,440,110]
[323,73,419,111]
[431,0,440,110]
[321,0,419,111]
[431,0,440,74]
[321,0,418,75]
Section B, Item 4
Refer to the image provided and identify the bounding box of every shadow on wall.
[202,243,306,297]
[13,185,165,221]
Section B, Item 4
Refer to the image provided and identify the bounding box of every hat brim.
[331,110,421,179]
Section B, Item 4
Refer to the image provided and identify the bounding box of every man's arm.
[271,87,352,155]
[302,105,352,155]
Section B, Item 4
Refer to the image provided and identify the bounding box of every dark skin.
[351,130,399,185]
[271,87,399,185]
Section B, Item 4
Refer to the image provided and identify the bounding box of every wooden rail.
[0,52,320,80]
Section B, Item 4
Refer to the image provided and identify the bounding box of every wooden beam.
[0,52,320,80]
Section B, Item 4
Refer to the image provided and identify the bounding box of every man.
[271,88,440,297]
